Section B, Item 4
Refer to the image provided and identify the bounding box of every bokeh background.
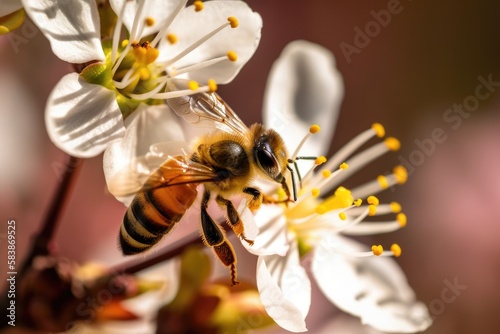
[2,0,500,333]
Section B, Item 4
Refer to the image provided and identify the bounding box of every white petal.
[158,0,262,84]
[45,73,125,158]
[109,0,185,39]
[237,199,259,240]
[243,205,290,256]
[22,0,104,63]
[103,104,187,204]
[0,0,22,17]
[256,244,310,332]
[263,40,344,158]
[312,235,432,333]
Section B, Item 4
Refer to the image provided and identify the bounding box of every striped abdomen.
[120,159,199,255]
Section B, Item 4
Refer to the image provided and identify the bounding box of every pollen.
[322,170,331,178]
[339,212,347,220]
[194,0,204,11]
[377,175,389,189]
[315,156,327,165]
[227,16,239,28]
[339,162,349,170]
[367,195,379,206]
[145,17,155,27]
[311,188,320,197]
[208,79,218,92]
[309,124,321,134]
[167,33,178,44]
[393,165,408,184]
[121,39,129,47]
[354,198,362,207]
[368,204,377,216]
[372,123,385,138]
[188,80,199,91]
[384,137,401,151]
[227,50,238,62]
[391,243,402,257]
[396,213,407,227]
[372,245,384,256]
[390,201,402,213]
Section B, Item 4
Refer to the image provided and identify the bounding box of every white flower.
[22,0,262,157]
[244,40,432,333]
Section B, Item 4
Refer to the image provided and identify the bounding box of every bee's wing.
[108,155,219,198]
[167,92,249,135]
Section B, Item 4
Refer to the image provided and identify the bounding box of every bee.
[110,92,293,286]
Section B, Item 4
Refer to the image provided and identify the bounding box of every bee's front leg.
[216,195,254,246]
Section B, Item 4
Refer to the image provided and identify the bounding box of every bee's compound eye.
[255,141,279,179]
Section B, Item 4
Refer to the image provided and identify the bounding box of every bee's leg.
[216,195,254,246]
[243,187,263,211]
[201,191,239,286]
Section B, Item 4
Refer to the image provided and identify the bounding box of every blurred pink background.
[2,0,500,333]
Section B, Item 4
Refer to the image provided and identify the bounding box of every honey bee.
[111,92,293,286]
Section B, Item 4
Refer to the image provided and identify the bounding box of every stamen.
[167,33,178,44]
[290,124,320,161]
[372,123,385,137]
[384,137,401,151]
[145,17,155,27]
[396,213,407,227]
[151,84,214,99]
[393,165,408,184]
[208,79,218,92]
[188,80,200,91]
[194,0,204,12]
[372,245,383,256]
[111,0,128,64]
[300,156,327,185]
[351,167,408,199]
[391,244,402,257]
[227,50,238,62]
[390,202,402,213]
[367,195,379,206]
[163,19,238,68]
[311,188,320,197]
[227,16,239,28]
[151,0,189,47]
[339,212,347,220]
[128,76,170,100]
[170,55,234,76]
[368,205,377,216]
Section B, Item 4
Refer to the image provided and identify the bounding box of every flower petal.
[263,40,344,158]
[109,0,185,39]
[243,205,290,256]
[103,104,187,204]
[22,0,104,63]
[45,73,125,158]
[312,235,432,333]
[158,0,262,84]
[256,243,310,332]
[0,0,22,17]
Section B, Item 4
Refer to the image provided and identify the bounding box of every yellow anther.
[315,156,327,165]
[339,162,349,170]
[393,165,408,184]
[188,81,199,91]
[121,39,129,47]
[227,50,238,62]
[377,175,389,189]
[354,198,362,207]
[139,68,150,80]
[146,47,159,64]
[0,8,26,35]
[391,243,402,257]
[372,123,385,138]
[339,212,347,220]
[368,204,377,216]
[194,0,204,12]
[227,16,239,28]
[367,195,379,206]
[322,170,331,178]
[309,124,321,134]
[167,33,178,44]
[384,137,401,151]
[390,201,402,213]
[316,186,353,214]
[311,188,320,198]
[145,17,155,27]
[208,79,218,92]
[396,213,407,228]
[372,245,383,256]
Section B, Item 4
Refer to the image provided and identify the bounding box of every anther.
[227,50,238,62]
[208,79,218,92]
[188,80,199,91]
[322,170,331,178]
[396,213,407,227]
[390,202,402,213]
[354,198,362,207]
[309,124,321,134]
[311,188,320,197]
[339,212,347,220]
[121,39,129,47]
[393,165,408,184]
[372,123,385,138]
[227,16,239,28]
[377,175,389,189]
[194,0,204,12]
[145,17,155,27]
[372,245,383,256]
[368,205,377,216]
[391,244,402,257]
[384,137,401,151]
[367,195,379,206]
[167,33,178,44]
[315,156,327,165]
[339,162,349,170]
